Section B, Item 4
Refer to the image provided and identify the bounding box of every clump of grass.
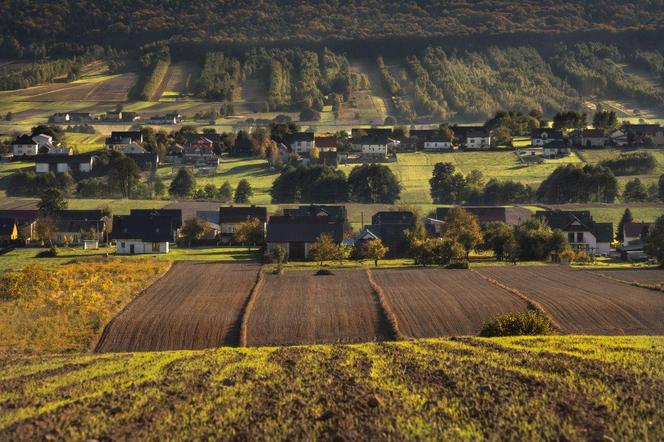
[479,311,555,337]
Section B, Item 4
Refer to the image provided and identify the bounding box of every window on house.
[576,232,584,243]
[152,243,160,252]
[568,233,574,243]
[121,242,125,248]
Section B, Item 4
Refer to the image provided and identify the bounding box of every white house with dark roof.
[12,135,39,156]
[531,129,564,146]
[111,214,172,254]
[536,210,613,255]
[286,132,315,153]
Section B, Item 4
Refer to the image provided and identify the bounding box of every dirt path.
[477,266,664,335]
[95,262,260,352]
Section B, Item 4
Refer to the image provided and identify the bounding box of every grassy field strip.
[0,336,662,439]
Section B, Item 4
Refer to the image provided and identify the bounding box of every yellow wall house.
[0,218,19,246]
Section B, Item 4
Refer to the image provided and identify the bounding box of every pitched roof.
[110,214,173,242]
[130,209,182,229]
[372,211,414,225]
[535,210,593,230]
[543,140,569,149]
[0,210,38,225]
[282,205,347,221]
[536,210,613,242]
[35,154,93,164]
[582,129,606,138]
[624,222,651,238]
[14,134,36,145]
[266,216,344,243]
[218,206,268,223]
[436,206,531,226]
[53,210,106,221]
[352,128,393,138]
[352,134,390,145]
[286,132,314,143]
[0,218,17,236]
[531,128,564,139]
[314,136,337,148]
[409,129,439,139]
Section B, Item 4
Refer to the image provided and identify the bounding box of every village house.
[12,134,39,156]
[578,129,608,148]
[50,210,108,245]
[32,134,55,150]
[536,210,613,255]
[423,137,455,151]
[106,131,144,149]
[130,209,182,242]
[111,213,172,254]
[351,135,395,159]
[465,129,492,149]
[50,112,93,124]
[542,140,571,158]
[266,215,344,260]
[184,137,216,159]
[35,154,94,174]
[0,218,18,246]
[357,211,414,257]
[531,129,564,146]
[609,130,628,147]
[286,132,315,153]
[314,136,337,152]
[148,113,182,125]
[0,210,38,241]
[283,205,347,222]
[39,145,72,155]
[623,222,651,245]
[218,206,268,244]
[623,123,664,146]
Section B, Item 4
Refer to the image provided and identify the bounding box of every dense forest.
[1,1,664,57]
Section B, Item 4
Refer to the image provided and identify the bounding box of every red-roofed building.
[314,136,337,152]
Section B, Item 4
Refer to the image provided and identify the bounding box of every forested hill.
[1,0,664,56]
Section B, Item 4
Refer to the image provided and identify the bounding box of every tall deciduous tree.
[429,162,466,203]
[309,233,338,266]
[181,218,208,247]
[592,110,618,131]
[233,217,264,249]
[218,181,233,203]
[442,207,483,258]
[109,155,141,198]
[348,164,401,204]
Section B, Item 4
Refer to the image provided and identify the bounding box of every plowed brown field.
[370,268,529,337]
[95,262,259,352]
[477,266,664,335]
[594,269,664,288]
[245,270,392,346]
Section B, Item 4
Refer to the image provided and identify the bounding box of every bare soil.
[245,269,393,346]
[593,269,664,288]
[370,268,529,337]
[477,266,664,335]
[95,262,260,352]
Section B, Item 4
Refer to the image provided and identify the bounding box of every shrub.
[35,246,58,258]
[445,260,469,269]
[479,311,555,337]
[315,269,334,276]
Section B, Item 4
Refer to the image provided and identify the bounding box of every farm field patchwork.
[0,336,662,440]
[95,262,260,352]
[476,266,664,335]
[369,268,529,337]
[245,269,392,346]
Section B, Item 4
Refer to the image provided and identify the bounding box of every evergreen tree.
[616,208,633,243]
[169,168,196,197]
[234,179,253,203]
[219,181,233,203]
